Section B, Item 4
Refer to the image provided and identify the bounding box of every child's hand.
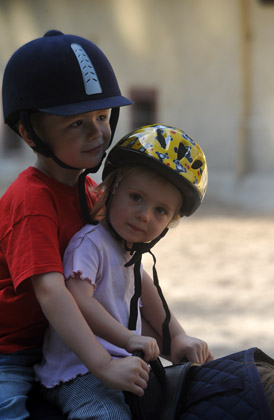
[125,335,160,362]
[170,333,214,365]
[99,356,150,396]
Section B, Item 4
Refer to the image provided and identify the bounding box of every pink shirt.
[34,223,142,387]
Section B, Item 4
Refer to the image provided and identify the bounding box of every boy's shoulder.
[1,167,41,202]
[0,167,79,222]
[1,167,75,201]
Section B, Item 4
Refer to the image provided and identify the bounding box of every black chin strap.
[77,108,120,224]
[20,111,80,170]
[20,110,112,224]
[20,108,120,171]
[124,227,171,355]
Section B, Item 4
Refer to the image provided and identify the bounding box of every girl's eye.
[156,207,167,215]
[130,193,142,202]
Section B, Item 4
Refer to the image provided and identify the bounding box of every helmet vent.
[71,43,102,95]
[191,160,203,169]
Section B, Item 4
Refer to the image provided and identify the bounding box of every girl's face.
[34,109,111,169]
[109,169,182,246]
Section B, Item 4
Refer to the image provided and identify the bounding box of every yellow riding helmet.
[103,124,208,216]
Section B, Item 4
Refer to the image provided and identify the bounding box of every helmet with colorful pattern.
[103,124,208,216]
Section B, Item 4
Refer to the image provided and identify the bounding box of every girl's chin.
[124,241,133,250]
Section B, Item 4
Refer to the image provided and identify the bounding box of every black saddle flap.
[127,359,196,420]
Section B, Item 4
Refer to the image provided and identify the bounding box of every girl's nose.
[136,206,151,222]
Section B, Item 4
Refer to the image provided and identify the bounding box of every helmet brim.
[39,95,133,116]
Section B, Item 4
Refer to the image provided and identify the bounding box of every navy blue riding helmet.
[2,30,133,221]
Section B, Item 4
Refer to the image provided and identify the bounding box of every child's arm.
[65,274,160,362]
[141,270,214,364]
[31,272,150,396]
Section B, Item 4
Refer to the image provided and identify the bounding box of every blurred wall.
[0,0,274,212]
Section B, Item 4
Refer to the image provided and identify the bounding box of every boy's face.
[34,109,111,169]
[109,169,182,246]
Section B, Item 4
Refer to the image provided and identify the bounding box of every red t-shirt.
[0,167,97,354]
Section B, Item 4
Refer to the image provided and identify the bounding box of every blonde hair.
[90,165,183,225]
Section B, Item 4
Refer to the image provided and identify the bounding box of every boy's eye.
[98,114,108,121]
[97,109,110,122]
[70,120,82,128]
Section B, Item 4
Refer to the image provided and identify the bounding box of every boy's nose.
[87,121,101,140]
[83,115,102,139]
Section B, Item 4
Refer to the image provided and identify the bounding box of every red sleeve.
[0,170,98,292]
[0,169,98,352]
[2,215,63,291]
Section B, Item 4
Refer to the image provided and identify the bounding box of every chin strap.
[20,111,80,169]
[124,227,171,355]
[20,110,107,224]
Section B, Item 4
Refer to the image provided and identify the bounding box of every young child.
[35,124,214,419]
[0,29,148,420]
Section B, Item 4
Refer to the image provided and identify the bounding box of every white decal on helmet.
[71,43,102,95]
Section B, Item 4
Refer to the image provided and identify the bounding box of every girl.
[35,124,214,419]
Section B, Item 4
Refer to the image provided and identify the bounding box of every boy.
[0,30,151,419]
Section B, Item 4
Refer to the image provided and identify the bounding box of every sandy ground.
[142,200,274,361]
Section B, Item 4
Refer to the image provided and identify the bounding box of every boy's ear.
[18,124,35,147]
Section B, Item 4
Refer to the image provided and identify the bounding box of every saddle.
[127,347,274,420]
[125,357,195,420]
[28,347,274,419]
